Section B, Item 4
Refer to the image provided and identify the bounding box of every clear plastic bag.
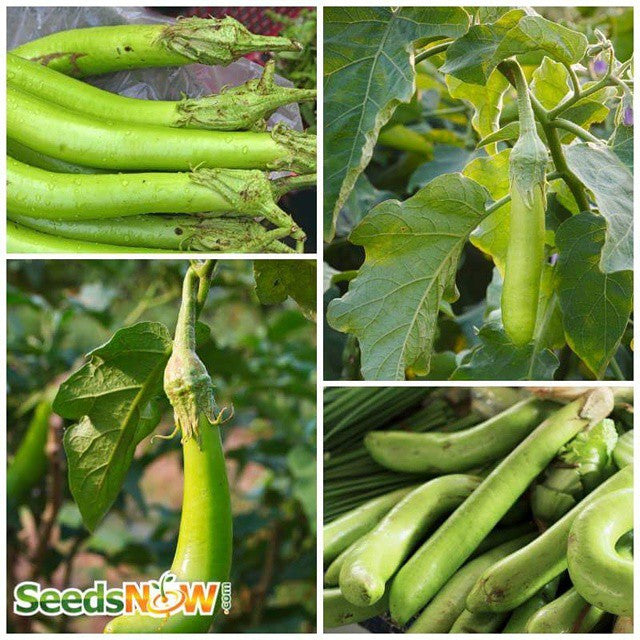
[7,6,303,130]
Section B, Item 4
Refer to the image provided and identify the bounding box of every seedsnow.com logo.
[14,571,232,618]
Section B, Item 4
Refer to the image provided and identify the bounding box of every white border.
[2,1,639,637]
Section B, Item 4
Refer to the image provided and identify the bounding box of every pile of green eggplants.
[323,387,634,633]
[6,17,317,253]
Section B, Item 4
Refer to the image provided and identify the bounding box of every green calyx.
[172,217,295,253]
[189,167,306,244]
[164,267,227,445]
[269,123,317,173]
[164,346,218,444]
[532,418,618,524]
[175,60,317,131]
[560,418,618,489]
[509,128,548,208]
[158,16,301,67]
[508,61,549,207]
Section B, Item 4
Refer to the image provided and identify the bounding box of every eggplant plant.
[324,7,633,381]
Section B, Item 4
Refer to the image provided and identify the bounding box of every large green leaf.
[494,15,588,69]
[326,173,489,380]
[446,68,510,155]
[564,143,633,272]
[530,56,570,109]
[466,149,511,273]
[555,212,632,378]
[443,12,587,86]
[441,9,526,85]
[323,285,348,381]
[53,322,173,531]
[323,6,469,240]
[475,7,517,23]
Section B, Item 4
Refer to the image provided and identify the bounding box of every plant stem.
[415,40,451,65]
[547,47,615,120]
[426,105,468,117]
[609,358,624,382]
[509,62,537,135]
[498,62,549,132]
[542,125,591,212]
[271,173,317,199]
[549,119,602,145]
[564,62,581,96]
[174,269,199,353]
[191,260,217,315]
[485,194,511,216]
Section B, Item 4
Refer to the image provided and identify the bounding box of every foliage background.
[7,260,316,633]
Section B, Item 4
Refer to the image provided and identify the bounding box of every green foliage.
[563,144,633,273]
[254,260,316,319]
[55,322,172,531]
[555,213,633,377]
[324,7,633,381]
[450,321,559,380]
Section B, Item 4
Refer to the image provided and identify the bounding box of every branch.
[190,260,217,316]
[485,193,510,216]
[564,62,581,97]
[271,173,317,199]
[549,118,603,145]
[547,47,615,119]
[28,413,65,582]
[542,125,591,212]
[415,40,451,65]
